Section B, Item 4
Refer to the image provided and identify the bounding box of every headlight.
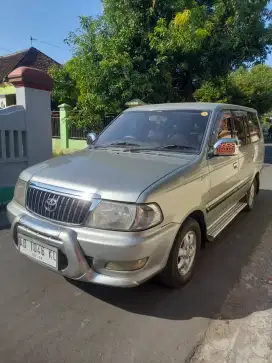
[13,179,27,206]
[86,201,163,231]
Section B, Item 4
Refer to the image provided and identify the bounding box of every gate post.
[8,67,53,166]
[58,103,71,150]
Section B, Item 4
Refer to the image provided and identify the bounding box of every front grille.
[26,186,92,224]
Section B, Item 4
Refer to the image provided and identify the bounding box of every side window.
[247,112,261,143]
[216,111,232,140]
[232,110,247,146]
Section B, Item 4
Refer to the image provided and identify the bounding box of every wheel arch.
[179,210,207,248]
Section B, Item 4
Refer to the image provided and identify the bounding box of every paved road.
[1,146,272,363]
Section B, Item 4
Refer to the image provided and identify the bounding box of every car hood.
[21,149,194,202]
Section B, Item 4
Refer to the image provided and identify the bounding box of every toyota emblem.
[44,197,58,213]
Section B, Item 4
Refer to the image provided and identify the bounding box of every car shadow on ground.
[264,143,272,164]
[71,188,272,321]
[0,207,9,230]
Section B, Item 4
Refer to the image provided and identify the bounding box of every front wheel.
[159,218,201,288]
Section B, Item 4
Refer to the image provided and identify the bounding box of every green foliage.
[195,65,272,115]
[49,63,79,108]
[194,78,232,103]
[67,106,104,131]
[260,111,272,129]
[54,0,272,126]
[230,65,272,114]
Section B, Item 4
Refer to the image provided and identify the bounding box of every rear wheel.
[244,178,257,211]
[159,218,201,288]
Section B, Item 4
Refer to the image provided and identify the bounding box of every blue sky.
[1,0,272,65]
[0,0,102,63]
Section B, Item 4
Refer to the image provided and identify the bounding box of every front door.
[206,110,240,226]
[232,110,254,199]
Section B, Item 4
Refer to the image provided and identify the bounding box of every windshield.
[93,109,211,152]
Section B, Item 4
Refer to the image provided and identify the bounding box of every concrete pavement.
[190,187,272,362]
[189,146,272,363]
[0,147,272,363]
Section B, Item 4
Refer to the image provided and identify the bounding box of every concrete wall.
[0,67,53,205]
[51,104,88,153]
[51,103,117,154]
[0,83,16,95]
[0,106,28,204]
[52,138,86,152]
[16,87,52,165]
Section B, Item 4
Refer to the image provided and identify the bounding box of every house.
[0,47,59,107]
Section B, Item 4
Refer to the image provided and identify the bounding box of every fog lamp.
[105,258,148,271]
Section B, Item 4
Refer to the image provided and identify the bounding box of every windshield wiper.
[107,142,141,147]
[124,144,196,153]
[156,144,195,151]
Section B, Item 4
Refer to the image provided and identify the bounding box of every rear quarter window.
[247,112,261,143]
[232,110,248,146]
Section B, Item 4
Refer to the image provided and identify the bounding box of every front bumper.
[7,201,179,287]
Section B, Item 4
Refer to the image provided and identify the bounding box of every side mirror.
[86,132,97,145]
[214,138,238,156]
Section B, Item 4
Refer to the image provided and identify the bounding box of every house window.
[6,94,16,106]
[0,95,6,108]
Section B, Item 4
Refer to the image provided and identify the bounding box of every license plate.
[18,235,58,269]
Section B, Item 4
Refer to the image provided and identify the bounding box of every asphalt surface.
[1,146,272,363]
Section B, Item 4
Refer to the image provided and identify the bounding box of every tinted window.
[232,110,248,146]
[247,112,261,142]
[94,110,211,152]
[216,111,233,140]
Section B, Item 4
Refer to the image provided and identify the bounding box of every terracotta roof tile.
[0,47,59,82]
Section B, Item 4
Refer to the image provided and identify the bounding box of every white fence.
[0,66,53,207]
[0,106,28,190]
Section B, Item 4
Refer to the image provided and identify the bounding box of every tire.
[244,178,257,212]
[159,218,201,288]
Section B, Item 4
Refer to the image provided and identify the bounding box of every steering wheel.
[167,133,188,145]
[123,136,137,141]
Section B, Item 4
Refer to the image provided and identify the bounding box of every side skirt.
[207,201,247,241]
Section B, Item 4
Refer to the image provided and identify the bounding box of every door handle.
[233,162,238,169]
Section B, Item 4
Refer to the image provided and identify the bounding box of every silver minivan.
[7,103,264,288]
